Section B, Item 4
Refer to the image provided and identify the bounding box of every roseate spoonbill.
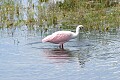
[42,25,84,49]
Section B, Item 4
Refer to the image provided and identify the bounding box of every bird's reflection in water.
[43,48,90,68]
[43,49,73,63]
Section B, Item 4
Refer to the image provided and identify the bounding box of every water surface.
[0,26,120,80]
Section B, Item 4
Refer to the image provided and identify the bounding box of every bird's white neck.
[72,26,80,38]
[71,25,83,39]
[75,26,80,36]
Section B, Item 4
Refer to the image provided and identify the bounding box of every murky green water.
[0,26,120,80]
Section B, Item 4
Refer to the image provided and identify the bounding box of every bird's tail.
[42,36,50,42]
[42,35,52,43]
[42,38,46,43]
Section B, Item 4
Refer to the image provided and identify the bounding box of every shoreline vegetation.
[0,0,120,32]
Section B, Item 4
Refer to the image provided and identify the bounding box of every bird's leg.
[59,44,64,49]
[59,45,61,49]
[61,44,64,49]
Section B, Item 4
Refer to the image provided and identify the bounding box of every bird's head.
[77,25,84,30]
[77,25,84,28]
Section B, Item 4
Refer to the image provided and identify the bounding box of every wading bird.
[42,25,84,49]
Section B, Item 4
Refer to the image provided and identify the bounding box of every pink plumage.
[42,31,71,44]
[42,25,84,49]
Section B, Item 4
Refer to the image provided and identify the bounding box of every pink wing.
[42,32,71,44]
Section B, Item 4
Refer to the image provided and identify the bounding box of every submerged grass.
[0,0,120,32]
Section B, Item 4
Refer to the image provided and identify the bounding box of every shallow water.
[0,26,120,80]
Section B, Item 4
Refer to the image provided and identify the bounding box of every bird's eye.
[80,27,84,30]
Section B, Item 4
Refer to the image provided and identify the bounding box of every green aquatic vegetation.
[54,0,120,31]
[0,0,120,32]
[39,0,49,2]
